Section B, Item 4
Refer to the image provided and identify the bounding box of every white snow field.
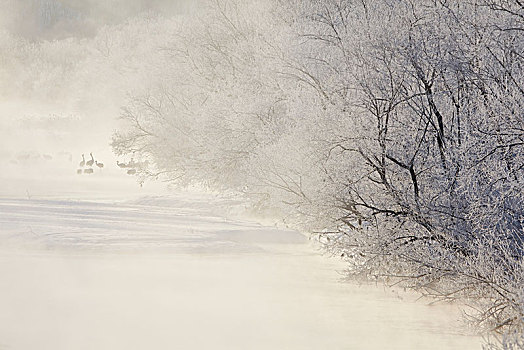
[0,162,482,350]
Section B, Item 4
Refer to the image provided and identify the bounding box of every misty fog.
[1,0,198,39]
[0,0,497,349]
[0,0,196,183]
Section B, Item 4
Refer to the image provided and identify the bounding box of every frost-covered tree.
[291,0,523,338]
[111,0,344,228]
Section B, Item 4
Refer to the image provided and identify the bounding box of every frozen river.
[0,166,482,350]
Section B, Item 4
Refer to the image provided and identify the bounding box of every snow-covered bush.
[111,0,343,229]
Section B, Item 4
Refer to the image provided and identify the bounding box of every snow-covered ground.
[0,162,482,350]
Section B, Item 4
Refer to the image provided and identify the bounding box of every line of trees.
[292,1,524,345]
[110,0,523,347]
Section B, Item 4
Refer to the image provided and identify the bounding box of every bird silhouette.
[95,161,104,169]
[86,153,95,167]
[79,154,85,167]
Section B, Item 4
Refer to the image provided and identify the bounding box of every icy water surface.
[0,188,482,349]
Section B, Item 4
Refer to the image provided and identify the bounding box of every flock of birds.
[9,151,145,178]
[117,159,149,175]
[77,153,145,175]
[117,159,137,175]
[77,153,104,174]
[10,151,72,164]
